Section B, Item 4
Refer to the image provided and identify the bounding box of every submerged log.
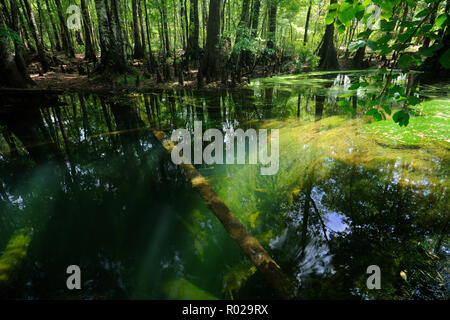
[152,130,298,299]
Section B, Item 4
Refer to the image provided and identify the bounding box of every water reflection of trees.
[0,93,249,299]
[267,158,449,300]
[0,87,448,299]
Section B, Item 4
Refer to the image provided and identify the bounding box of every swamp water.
[0,71,448,299]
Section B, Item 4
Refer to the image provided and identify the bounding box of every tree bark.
[132,0,145,58]
[0,10,32,87]
[94,0,128,73]
[267,0,277,49]
[10,0,32,84]
[81,0,97,61]
[23,0,50,71]
[44,0,61,51]
[304,0,312,44]
[53,0,75,57]
[200,0,222,82]
[138,0,146,55]
[317,0,339,70]
[250,0,261,37]
[187,0,200,61]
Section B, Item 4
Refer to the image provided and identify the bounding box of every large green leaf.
[398,54,413,68]
[349,40,366,52]
[439,49,450,69]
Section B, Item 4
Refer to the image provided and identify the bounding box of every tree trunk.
[187,0,200,62]
[132,0,144,59]
[353,44,367,69]
[23,0,50,71]
[304,0,312,44]
[267,1,277,49]
[201,0,222,83]
[317,0,339,70]
[0,10,32,87]
[250,0,261,37]
[160,0,171,57]
[420,29,450,82]
[10,0,32,84]
[232,0,251,80]
[144,1,162,81]
[81,0,97,61]
[111,0,127,60]
[54,0,75,57]
[138,0,146,55]
[94,0,128,73]
[179,0,187,50]
[44,0,61,51]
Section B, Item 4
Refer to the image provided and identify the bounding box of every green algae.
[0,228,33,286]
[361,99,450,145]
[162,276,218,300]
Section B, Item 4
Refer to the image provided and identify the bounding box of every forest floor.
[27,53,361,93]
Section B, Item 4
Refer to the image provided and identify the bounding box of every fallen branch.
[153,130,298,300]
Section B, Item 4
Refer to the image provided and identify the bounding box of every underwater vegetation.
[0,71,448,299]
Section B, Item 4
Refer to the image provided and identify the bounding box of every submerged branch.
[152,130,298,300]
[308,194,330,244]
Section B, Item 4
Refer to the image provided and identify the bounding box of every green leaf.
[358,30,373,39]
[393,110,410,127]
[400,113,410,127]
[418,43,443,57]
[416,8,430,19]
[368,100,378,108]
[360,81,369,88]
[366,109,378,116]
[355,7,365,21]
[366,40,378,51]
[389,85,406,96]
[382,104,391,115]
[407,96,420,106]
[338,2,355,26]
[393,110,402,123]
[337,100,350,108]
[435,14,448,29]
[439,49,450,69]
[349,82,360,90]
[398,54,412,68]
[420,23,433,33]
[325,11,337,25]
[328,3,340,11]
[380,20,396,32]
[349,40,366,52]
[373,112,383,121]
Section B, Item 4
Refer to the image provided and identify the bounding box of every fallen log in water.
[152,130,298,299]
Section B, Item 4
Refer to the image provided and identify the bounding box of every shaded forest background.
[0,0,449,89]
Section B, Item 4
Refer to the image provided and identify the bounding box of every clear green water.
[0,71,449,299]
